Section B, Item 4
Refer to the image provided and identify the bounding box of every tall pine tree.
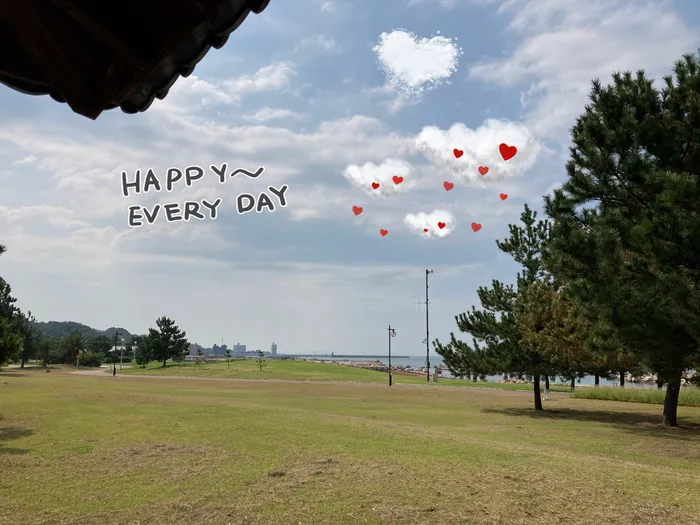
[435,204,553,410]
[544,51,700,426]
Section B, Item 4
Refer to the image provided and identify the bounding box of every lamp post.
[113,329,121,373]
[388,326,396,386]
[425,269,434,382]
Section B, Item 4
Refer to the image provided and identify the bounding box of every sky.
[1,0,699,356]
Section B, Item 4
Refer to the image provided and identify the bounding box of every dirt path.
[67,368,570,397]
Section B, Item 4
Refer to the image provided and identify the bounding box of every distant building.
[233,343,246,355]
[212,344,227,356]
[188,343,202,356]
[271,343,277,356]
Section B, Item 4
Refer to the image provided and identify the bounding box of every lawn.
[118,359,574,392]
[1,365,699,525]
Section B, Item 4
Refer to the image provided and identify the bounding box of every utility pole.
[388,325,396,386]
[113,329,121,372]
[425,269,434,382]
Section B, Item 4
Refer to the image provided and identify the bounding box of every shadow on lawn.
[0,426,33,455]
[482,407,700,440]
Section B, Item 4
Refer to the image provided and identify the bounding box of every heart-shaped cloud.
[344,159,413,197]
[373,30,461,95]
[415,119,541,185]
[405,210,455,238]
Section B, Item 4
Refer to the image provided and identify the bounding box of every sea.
[299,355,661,389]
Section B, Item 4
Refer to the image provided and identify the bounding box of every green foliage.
[146,317,189,367]
[59,331,87,364]
[544,50,700,425]
[134,337,152,368]
[78,351,104,368]
[256,350,266,372]
[196,347,204,365]
[225,348,232,368]
[570,386,700,407]
[88,335,113,356]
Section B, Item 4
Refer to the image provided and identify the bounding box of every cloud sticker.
[374,30,462,95]
[405,210,455,238]
[343,158,413,197]
[415,119,541,185]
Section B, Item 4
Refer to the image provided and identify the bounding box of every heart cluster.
[353,142,518,236]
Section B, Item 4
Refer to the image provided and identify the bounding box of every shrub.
[79,351,104,368]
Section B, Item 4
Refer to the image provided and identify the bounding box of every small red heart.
[371,182,380,190]
[499,143,517,161]
[453,149,463,158]
[437,222,446,229]
[499,193,508,201]
[392,175,403,185]
[380,229,388,236]
[352,206,363,215]
[471,222,482,232]
[423,228,429,233]
[478,166,489,175]
[443,181,454,191]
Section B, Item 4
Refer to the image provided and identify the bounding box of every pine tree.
[544,51,700,426]
[435,204,554,410]
[147,317,189,367]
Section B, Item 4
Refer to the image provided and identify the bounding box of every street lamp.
[425,269,434,382]
[388,325,397,387]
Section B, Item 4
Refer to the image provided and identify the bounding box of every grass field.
[1,365,699,525]
[571,385,700,407]
[118,359,574,392]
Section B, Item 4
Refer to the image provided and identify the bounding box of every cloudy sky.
[1,0,698,356]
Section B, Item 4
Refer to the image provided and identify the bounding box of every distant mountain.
[32,321,139,342]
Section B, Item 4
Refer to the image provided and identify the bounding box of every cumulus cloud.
[373,30,462,95]
[343,158,414,197]
[404,210,455,238]
[415,119,541,185]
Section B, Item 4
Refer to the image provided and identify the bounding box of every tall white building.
[271,343,277,356]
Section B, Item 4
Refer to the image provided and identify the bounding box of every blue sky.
[1,0,699,356]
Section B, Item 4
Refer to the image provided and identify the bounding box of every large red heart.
[443,181,454,191]
[437,222,446,229]
[423,228,429,233]
[499,193,508,201]
[453,149,463,158]
[371,182,380,190]
[352,206,363,215]
[392,175,403,185]
[380,229,388,236]
[471,222,482,232]
[478,166,489,175]
[499,143,517,161]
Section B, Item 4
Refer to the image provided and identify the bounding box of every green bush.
[78,352,104,368]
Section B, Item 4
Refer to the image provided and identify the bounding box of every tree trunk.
[620,372,625,387]
[570,377,575,391]
[504,373,509,380]
[163,358,167,367]
[20,357,26,369]
[533,375,543,411]
[594,373,599,386]
[661,370,682,427]
[657,377,663,389]
[472,373,477,382]
[545,376,550,389]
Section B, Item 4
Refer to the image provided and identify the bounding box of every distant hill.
[32,321,139,342]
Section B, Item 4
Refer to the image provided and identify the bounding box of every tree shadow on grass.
[482,407,700,441]
[0,427,33,455]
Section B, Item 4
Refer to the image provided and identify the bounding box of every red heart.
[371,182,380,190]
[499,193,508,201]
[453,149,463,158]
[380,229,388,236]
[471,222,482,232]
[423,228,429,233]
[499,143,517,161]
[352,206,363,215]
[392,175,403,185]
[437,222,446,229]
[478,166,489,175]
[443,181,454,191]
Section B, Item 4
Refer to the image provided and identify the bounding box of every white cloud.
[404,210,456,238]
[297,34,340,52]
[468,0,699,141]
[415,118,541,185]
[154,61,296,113]
[343,158,414,197]
[242,107,304,122]
[373,30,462,95]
